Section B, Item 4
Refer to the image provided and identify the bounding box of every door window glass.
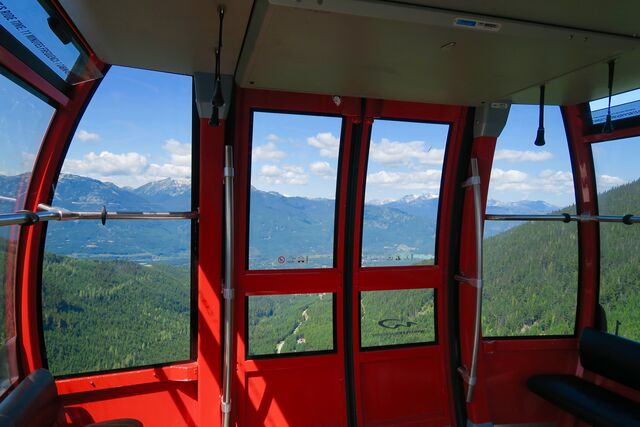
[248,112,343,270]
[361,120,450,267]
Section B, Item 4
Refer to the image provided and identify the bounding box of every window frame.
[36,67,198,378]
[244,292,338,360]
[358,117,453,269]
[358,288,438,351]
[589,134,640,342]
[582,101,640,136]
[481,105,582,340]
[0,0,98,92]
[244,108,346,272]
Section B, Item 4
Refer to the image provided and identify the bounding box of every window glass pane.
[0,70,54,392]
[248,293,334,357]
[589,88,640,125]
[592,137,640,341]
[361,120,449,267]
[0,70,54,211]
[0,0,101,83]
[248,112,342,270]
[360,288,435,348]
[484,105,578,337]
[42,66,193,376]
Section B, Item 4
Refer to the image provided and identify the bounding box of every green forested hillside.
[483,221,579,336]
[483,178,640,341]
[248,293,334,357]
[42,254,191,376]
[360,289,435,347]
[597,180,640,341]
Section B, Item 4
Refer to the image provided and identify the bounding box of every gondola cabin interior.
[1,1,640,426]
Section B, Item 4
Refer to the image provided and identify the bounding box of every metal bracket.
[221,397,232,413]
[16,210,39,225]
[462,175,481,188]
[222,288,234,300]
[458,366,477,386]
[455,274,483,289]
[224,166,234,178]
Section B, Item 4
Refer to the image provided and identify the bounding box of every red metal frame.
[351,100,467,427]
[231,90,470,426]
[196,118,224,427]
[233,88,360,427]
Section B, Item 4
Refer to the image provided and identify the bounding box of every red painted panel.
[233,88,355,427]
[483,344,577,424]
[243,365,347,427]
[197,119,225,427]
[360,355,448,426]
[60,382,198,427]
[56,362,198,395]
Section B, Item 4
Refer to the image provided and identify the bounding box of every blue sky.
[2,63,639,204]
[61,66,192,188]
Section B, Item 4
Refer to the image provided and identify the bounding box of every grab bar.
[486,213,640,224]
[457,157,483,403]
[0,209,196,227]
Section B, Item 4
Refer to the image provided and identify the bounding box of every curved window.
[483,105,578,337]
[0,69,54,392]
[592,137,640,342]
[42,66,193,376]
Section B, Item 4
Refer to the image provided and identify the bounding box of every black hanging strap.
[209,6,226,127]
[602,60,616,134]
[534,85,546,146]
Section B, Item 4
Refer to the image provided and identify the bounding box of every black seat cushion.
[0,368,61,427]
[528,374,640,427]
[580,328,640,391]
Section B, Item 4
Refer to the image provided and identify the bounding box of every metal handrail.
[486,213,640,224]
[221,145,235,427]
[0,207,197,227]
[458,158,483,403]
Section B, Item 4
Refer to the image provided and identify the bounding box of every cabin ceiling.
[59,0,640,106]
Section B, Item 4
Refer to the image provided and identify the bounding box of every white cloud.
[369,138,445,167]
[538,169,574,194]
[163,138,191,166]
[259,164,308,185]
[63,151,149,176]
[494,149,553,162]
[367,169,442,191]
[309,161,333,177]
[307,132,340,158]
[266,134,280,142]
[490,168,529,191]
[597,174,626,191]
[60,138,193,186]
[253,142,286,161]
[490,168,575,195]
[76,130,100,142]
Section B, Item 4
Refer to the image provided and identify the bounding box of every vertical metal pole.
[467,158,483,403]
[222,145,235,427]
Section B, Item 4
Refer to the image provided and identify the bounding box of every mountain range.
[0,174,558,266]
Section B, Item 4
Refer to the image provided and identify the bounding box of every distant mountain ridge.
[0,174,558,266]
